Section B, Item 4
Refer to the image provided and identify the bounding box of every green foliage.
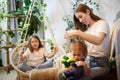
[63,15,74,31]
[47,39,54,51]
[20,14,42,39]
[15,0,47,41]
[0,13,4,18]
[24,0,31,7]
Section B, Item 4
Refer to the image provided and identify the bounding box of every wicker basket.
[10,41,58,80]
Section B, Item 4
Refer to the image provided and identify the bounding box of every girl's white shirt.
[23,47,45,66]
[85,20,110,57]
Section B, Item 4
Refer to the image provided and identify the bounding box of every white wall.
[44,0,69,47]
[95,0,120,24]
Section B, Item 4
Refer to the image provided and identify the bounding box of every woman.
[64,4,110,79]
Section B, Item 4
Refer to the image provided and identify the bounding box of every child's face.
[30,37,39,50]
[72,50,83,61]
[71,42,84,61]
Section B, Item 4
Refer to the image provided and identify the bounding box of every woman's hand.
[64,30,79,38]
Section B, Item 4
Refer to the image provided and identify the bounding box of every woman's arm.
[64,30,106,45]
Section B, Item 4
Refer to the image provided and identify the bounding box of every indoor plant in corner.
[16,0,47,42]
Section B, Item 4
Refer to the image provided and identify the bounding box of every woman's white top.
[85,20,110,57]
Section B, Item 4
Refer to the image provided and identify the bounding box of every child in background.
[58,39,89,80]
[18,35,58,72]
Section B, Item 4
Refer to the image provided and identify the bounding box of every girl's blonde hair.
[70,39,87,58]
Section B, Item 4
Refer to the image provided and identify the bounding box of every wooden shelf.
[0,15,25,18]
[0,29,21,33]
[0,45,16,49]
[0,26,19,73]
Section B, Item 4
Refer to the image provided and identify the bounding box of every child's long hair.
[28,35,44,52]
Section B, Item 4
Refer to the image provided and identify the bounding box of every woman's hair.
[74,4,101,31]
[28,35,44,52]
[70,39,87,58]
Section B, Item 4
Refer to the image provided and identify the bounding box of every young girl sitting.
[58,39,89,80]
[18,35,58,72]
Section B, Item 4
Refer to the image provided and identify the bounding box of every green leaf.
[40,16,44,21]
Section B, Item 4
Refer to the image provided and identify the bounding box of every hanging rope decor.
[19,0,35,43]
[17,0,36,65]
